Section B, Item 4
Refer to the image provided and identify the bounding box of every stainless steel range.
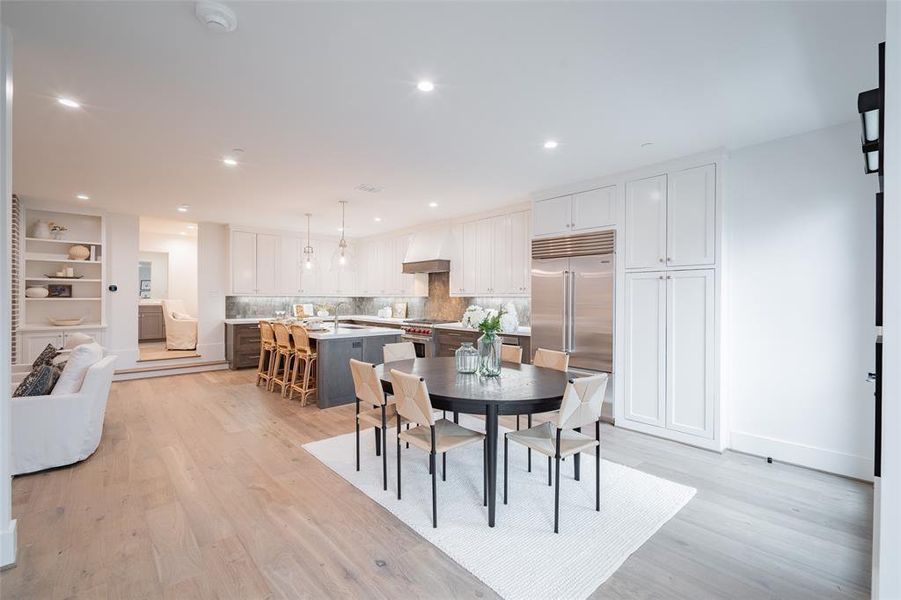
[400,319,455,357]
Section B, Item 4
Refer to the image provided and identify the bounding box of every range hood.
[402,226,452,273]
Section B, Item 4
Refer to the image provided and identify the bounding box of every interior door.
[667,163,716,267]
[665,269,715,438]
[624,271,666,426]
[530,257,568,357]
[625,174,667,269]
[568,254,614,372]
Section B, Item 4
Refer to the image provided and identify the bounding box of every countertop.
[223,314,407,326]
[223,317,402,340]
[433,322,531,337]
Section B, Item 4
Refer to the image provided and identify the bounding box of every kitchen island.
[224,319,403,408]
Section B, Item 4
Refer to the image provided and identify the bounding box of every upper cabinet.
[625,164,716,270]
[532,185,616,237]
[449,211,530,297]
[230,230,281,295]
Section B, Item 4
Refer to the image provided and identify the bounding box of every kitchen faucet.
[334,301,350,330]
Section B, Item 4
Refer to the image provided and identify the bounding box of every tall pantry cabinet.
[621,161,720,449]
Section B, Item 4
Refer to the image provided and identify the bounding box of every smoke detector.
[195,1,237,33]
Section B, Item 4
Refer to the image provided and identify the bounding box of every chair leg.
[442,452,446,482]
[554,455,561,534]
[374,425,381,457]
[503,434,508,505]
[548,456,552,486]
[430,452,437,528]
[396,415,402,500]
[483,438,488,507]
[596,443,601,512]
[527,414,532,472]
[405,422,409,449]
[381,407,388,492]
[355,400,360,472]
[287,354,301,400]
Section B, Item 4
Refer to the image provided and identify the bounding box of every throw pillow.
[51,342,103,395]
[13,364,61,397]
[63,332,94,349]
[173,312,192,320]
[31,343,60,369]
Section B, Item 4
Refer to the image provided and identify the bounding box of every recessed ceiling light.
[543,140,559,149]
[57,97,81,109]
[76,194,90,200]
[428,202,438,208]
[374,217,382,222]
[417,80,435,92]
[222,157,238,167]
[177,204,190,213]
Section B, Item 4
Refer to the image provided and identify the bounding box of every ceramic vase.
[32,221,51,239]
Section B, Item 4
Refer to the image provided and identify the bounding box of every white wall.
[106,213,140,368]
[138,251,168,299]
[0,25,16,568]
[139,231,197,316]
[725,121,878,480]
[196,223,228,362]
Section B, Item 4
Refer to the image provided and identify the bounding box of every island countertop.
[433,322,532,337]
[223,319,402,340]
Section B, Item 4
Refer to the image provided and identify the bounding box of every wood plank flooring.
[0,369,872,599]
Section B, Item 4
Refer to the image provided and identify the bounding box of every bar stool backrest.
[272,322,293,351]
[290,324,313,355]
[259,320,275,345]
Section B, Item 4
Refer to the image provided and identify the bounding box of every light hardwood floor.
[0,370,872,599]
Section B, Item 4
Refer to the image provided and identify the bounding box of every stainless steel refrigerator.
[531,231,614,372]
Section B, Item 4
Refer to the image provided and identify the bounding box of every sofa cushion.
[51,342,103,395]
[13,364,61,397]
[32,343,60,369]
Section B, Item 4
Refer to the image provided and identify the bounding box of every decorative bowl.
[25,286,49,298]
[48,317,85,326]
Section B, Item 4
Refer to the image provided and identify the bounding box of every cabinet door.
[532,195,572,236]
[398,235,416,296]
[667,164,716,267]
[625,175,667,269]
[449,224,465,296]
[491,215,512,295]
[572,185,616,230]
[23,332,64,364]
[665,269,715,438]
[509,211,531,295]
[623,272,666,427]
[255,234,280,294]
[230,230,257,294]
[461,222,479,295]
[279,237,302,295]
[475,219,494,294]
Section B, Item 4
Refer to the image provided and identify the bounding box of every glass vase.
[455,342,479,374]
[478,333,502,377]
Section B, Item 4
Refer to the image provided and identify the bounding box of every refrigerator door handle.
[568,270,576,353]
[562,270,569,351]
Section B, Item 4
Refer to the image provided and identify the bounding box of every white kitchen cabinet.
[625,174,667,270]
[490,215,512,295]
[623,269,715,440]
[254,234,280,295]
[230,230,257,294]
[449,224,465,295]
[572,186,616,231]
[461,221,479,295]
[509,211,531,294]
[475,219,494,295]
[532,195,572,237]
[623,271,666,426]
[450,211,530,297]
[665,269,715,438]
[667,164,716,267]
[279,236,302,295]
[21,328,106,365]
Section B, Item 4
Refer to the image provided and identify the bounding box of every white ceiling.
[4,1,886,237]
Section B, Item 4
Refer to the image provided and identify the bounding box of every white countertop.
[223,314,406,326]
[433,322,531,337]
[223,317,402,340]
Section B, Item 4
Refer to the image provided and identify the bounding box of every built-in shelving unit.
[18,206,107,364]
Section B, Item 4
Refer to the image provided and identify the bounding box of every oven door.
[401,335,432,358]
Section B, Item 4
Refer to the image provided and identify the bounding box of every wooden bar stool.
[289,324,318,406]
[256,320,277,388]
[269,322,295,397]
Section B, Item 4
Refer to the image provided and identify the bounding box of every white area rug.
[303,417,696,600]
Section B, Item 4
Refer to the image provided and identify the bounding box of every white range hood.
[402,226,452,273]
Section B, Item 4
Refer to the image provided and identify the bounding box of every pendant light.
[336,200,350,267]
[302,213,315,270]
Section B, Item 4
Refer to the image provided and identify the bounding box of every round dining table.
[374,357,574,527]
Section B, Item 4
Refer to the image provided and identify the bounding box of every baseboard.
[0,519,17,568]
[114,361,229,380]
[730,430,874,481]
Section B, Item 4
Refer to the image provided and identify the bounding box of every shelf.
[25,237,102,246]
[24,255,102,264]
[19,323,106,332]
[25,297,102,301]
[25,277,102,283]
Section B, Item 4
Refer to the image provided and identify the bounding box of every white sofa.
[161,299,198,350]
[11,355,117,475]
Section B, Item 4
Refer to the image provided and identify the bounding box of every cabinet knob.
[571,223,575,228]
[666,257,672,262]
[667,276,672,280]
[658,258,664,263]
[659,275,664,280]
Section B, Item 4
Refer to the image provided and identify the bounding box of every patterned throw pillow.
[13,364,61,397]
[32,343,60,368]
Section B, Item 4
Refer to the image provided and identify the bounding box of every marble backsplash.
[226,272,531,325]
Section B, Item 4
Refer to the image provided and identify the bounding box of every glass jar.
[478,333,503,377]
[455,342,479,374]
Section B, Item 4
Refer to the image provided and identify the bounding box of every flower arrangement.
[48,222,68,240]
[462,305,505,336]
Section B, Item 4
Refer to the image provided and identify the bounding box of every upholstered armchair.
[161,299,198,350]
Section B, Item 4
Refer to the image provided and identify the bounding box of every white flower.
[462,305,485,329]
[500,313,518,333]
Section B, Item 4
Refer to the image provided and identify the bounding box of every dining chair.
[390,369,487,528]
[503,373,608,533]
[500,344,523,364]
[350,359,406,491]
[288,324,318,406]
[256,321,277,388]
[269,322,295,397]
[383,341,417,363]
[521,347,570,471]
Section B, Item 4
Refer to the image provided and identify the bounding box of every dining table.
[374,356,575,527]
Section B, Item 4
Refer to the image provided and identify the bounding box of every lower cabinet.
[138,305,165,342]
[20,328,106,365]
[623,269,714,441]
[435,328,531,364]
[225,323,262,370]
